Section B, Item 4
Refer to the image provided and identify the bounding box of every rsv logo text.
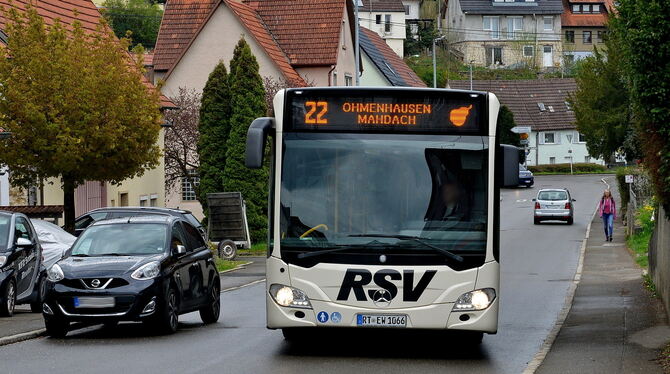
[336,269,437,302]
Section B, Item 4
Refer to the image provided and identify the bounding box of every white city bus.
[245,87,518,343]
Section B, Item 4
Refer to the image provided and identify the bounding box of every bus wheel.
[282,328,307,342]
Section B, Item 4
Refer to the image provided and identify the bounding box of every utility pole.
[354,0,362,86]
[432,35,445,88]
[469,60,474,90]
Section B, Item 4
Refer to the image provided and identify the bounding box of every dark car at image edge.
[42,215,220,337]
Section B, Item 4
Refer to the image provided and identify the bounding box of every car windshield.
[538,191,568,201]
[70,223,167,257]
[0,215,9,251]
[280,133,488,265]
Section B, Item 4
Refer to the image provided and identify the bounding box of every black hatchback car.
[43,215,220,337]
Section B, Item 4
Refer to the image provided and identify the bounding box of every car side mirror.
[175,245,187,256]
[16,237,33,247]
[532,198,536,202]
[572,199,577,202]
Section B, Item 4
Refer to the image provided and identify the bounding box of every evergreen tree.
[224,39,268,243]
[497,105,520,147]
[197,62,231,220]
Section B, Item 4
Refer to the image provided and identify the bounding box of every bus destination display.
[287,89,486,133]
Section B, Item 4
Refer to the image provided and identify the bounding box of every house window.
[583,31,592,44]
[507,17,523,39]
[375,14,381,24]
[483,16,500,39]
[593,4,600,12]
[565,30,575,43]
[150,194,158,207]
[544,132,556,144]
[523,45,534,57]
[181,170,199,201]
[549,157,556,164]
[404,5,410,15]
[597,31,605,43]
[485,46,503,66]
[333,72,337,86]
[543,16,553,31]
[565,54,575,64]
[345,74,353,86]
[384,14,392,33]
[578,133,587,143]
[572,4,580,12]
[583,4,591,13]
[139,195,148,207]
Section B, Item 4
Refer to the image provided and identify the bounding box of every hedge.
[616,166,644,214]
[528,163,608,174]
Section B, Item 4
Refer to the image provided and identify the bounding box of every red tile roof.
[155,0,305,85]
[1,205,64,215]
[359,0,405,13]
[250,0,347,67]
[561,0,612,27]
[449,79,578,131]
[360,27,425,87]
[227,0,305,85]
[0,0,175,109]
[152,0,218,71]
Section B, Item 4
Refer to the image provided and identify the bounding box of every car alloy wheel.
[168,291,178,331]
[199,282,220,324]
[6,282,15,315]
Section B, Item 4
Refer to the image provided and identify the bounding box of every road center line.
[221,278,265,293]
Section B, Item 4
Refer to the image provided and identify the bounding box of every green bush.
[615,166,644,213]
[627,204,655,268]
[528,163,608,174]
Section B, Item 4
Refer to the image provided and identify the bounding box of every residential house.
[445,0,564,69]
[359,0,407,57]
[0,0,175,217]
[561,0,613,63]
[359,27,426,86]
[449,79,603,166]
[403,0,421,20]
[153,0,358,218]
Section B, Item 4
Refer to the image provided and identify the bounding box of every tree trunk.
[63,176,76,234]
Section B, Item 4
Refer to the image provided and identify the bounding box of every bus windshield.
[279,132,488,267]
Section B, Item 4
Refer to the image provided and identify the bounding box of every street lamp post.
[432,35,445,88]
[469,60,475,90]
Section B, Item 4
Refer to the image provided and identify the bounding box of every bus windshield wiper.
[348,234,464,263]
[296,242,390,259]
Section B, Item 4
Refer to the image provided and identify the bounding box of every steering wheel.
[300,224,329,239]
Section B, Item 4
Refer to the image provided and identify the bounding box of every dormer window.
[572,3,602,14]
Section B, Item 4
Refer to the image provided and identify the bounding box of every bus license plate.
[356,314,407,328]
[74,296,115,308]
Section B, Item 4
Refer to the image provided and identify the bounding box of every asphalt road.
[0,175,609,374]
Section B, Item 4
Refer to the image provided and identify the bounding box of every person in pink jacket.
[599,190,616,241]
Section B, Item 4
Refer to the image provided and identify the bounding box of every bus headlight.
[453,288,496,311]
[269,284,312,309]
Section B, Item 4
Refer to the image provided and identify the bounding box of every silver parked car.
[533,188,575,225]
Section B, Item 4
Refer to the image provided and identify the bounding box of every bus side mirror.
[499,144,520,188]
[245,117,275,169]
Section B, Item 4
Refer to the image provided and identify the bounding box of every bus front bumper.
[266,293,499,333]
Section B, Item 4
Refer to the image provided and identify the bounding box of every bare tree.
[263,76,311,115]
[164,87,201,195]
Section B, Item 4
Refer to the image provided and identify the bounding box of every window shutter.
[556,133,562,144]
[539,133,545,145]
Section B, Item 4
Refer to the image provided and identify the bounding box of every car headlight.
[453,288,496,311]
[269,284,312,309]
[131,261,161,280]
[0,255,6,268]
[47,264,64,282]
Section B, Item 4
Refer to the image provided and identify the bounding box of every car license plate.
[547,205,561,209]
[74,296,115,308]
[356,314,407,328]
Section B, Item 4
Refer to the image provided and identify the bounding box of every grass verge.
[238,242,267,256]
[659,342,670,374]
[215,259,249,272]
[626,204,655,268]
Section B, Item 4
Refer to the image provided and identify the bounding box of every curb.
[0,328,45,347]
[522,202,600,374]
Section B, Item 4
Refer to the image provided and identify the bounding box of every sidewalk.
[0,256,266,346]
[537,198,670,373]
